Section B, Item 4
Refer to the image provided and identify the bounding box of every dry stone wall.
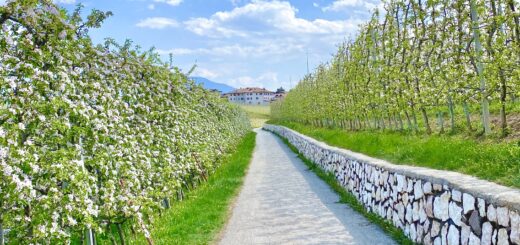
[264,124,520,245]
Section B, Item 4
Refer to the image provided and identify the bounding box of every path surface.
[218,129,395,245]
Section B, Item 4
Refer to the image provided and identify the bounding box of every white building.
[224,87,275,105]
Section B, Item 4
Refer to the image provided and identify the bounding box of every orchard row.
[0,1,250,244]
[272,0,519,136]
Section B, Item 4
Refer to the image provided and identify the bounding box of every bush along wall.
[264,125,520,245]
[0,1,250,244]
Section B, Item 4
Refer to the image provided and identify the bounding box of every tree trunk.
[497,3,508,137]
[163,198,170,209]
[500,73,508,136]
[24,205,32,239]
[85,228,96,245]
[107,224,117,245]
[421,107,432,134]
[0,214,4,245]
[448,95,455,132]
[397,113,404,131]
[470,0,491,135]
[117,224,126,245]
[411,104,419,132]
[463,102,473,131]
[437,111,445,134]
[404,110,413,130]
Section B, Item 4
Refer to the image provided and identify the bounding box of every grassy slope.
[240,105,270,128]
[95,132,256,245]
[270,121,520,189]
[272,132,413,244]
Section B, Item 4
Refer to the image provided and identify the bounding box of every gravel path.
[218,129,395,245]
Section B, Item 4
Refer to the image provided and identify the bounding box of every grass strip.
[150,131,256,244]
[270,130,416,245]
[269,121,520,189]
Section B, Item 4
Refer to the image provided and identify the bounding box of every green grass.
[240,105,270,128]
[271,131,414,245]
[91,132,256,245]
[269,120,520,189]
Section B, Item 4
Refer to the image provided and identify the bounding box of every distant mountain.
[190,77,235,93]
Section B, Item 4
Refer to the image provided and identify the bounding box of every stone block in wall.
[463,193,475,215]
[511,211,520,244]
[434,192,451,221]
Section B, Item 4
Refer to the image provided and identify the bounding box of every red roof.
[226,87,274,94]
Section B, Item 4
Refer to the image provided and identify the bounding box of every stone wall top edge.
[263,124,520,211]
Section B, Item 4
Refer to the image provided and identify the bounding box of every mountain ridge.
[191,76,235,93]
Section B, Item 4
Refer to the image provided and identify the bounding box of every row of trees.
[0,1,250,244]
[272,0,520,136]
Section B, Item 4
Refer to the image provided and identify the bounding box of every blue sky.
[3,0,382,90]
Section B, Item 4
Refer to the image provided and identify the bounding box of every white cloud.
[148,4,155,10]
[184,1,361,37]
[227,72,279,89]
[136,17,179,29]
[153,0,182,6]
[322,0,382,13]
[158,40,304,58]
[192,67,220,80]
[184,18,247,38]
[54,0,76,3]
[313,2,319,8]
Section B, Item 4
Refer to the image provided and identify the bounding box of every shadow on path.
[218,129,395,245]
